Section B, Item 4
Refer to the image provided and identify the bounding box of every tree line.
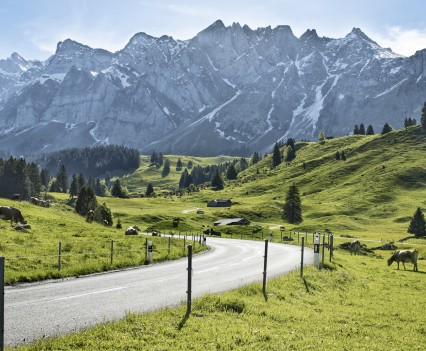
[37,145,140,178]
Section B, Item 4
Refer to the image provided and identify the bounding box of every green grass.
[3,126,426,349]
[0,197,206,284]
[10,248,426,350]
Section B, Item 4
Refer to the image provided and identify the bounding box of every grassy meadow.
[10,248,426,351]
[2,125,426,349]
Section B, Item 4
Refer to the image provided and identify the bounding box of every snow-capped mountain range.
[1,20,425,156]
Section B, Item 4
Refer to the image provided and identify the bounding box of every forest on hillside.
[37,145,140,178]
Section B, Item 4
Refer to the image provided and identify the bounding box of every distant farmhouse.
[213,218,250,226]
[207,199,232,207]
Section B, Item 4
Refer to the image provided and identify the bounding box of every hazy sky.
[1,0,426,60]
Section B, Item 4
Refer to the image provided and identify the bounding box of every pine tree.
[56,165,68,193]
[176,158,183,171]
[40,168,51,189]
[69,174,79,198]
[408,207,426,237]
[27,162,42,197]
[271,142,281,167]
[318,132,326,144]
[94,202,113,226]
[353,124,360,135]
[335,151,341,160]
[283,184,303,224]
[284,145,296,162]
[341,151,347,161]
[381,123,393,134]
[211,171,224,190]
[145,183,154,197]
[94,179,105,197]
[48,179,59,192]
[366,125,375,135]
[111,179,124,198]
[359,123,366,135]
[422,101,426,132]
[251,152,260,165]
[78,173,86,192]
[226,164,238,180]
[187,160,193,169]
[162,159,171,177]
[75,186,97,216]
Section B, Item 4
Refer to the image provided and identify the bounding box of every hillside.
[1,126,425,284]
[113,126,426,243]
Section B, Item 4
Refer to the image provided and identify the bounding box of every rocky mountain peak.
[346,27,376,44]
[0,22,425,157]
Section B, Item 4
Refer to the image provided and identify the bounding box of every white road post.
[313,233,320,268]
[148,240,153,263]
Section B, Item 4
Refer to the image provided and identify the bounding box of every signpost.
[313,233,320,268]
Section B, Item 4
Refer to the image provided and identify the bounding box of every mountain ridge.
[0,21,425,156]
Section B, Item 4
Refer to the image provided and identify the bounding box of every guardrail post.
[300,237,305,277]
[186,245,192,316]
[321,234,325,269]
[0,257,4,351]
[168,237,171,255]
[58,241,62,271]
[110,240,114,265]
[145,238,148,262]
[262,240,268,295]
[329,234,334,262]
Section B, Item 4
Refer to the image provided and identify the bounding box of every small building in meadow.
[213,218,250,226]
[207,199,232,207]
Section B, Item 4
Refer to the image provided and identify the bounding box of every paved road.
[5,237,313,346]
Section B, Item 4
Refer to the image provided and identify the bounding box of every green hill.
[116,126,426,243]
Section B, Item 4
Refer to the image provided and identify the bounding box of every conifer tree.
[271,142,281,167]
[353,124,360,135]
[145,183,154,197]
[251,152,260,165]
[40,168,51,189]
[335,151,341,160]
[111,179,124,198]
[176,158,183,171]
[78,173,86,192]
[341,151,347,161]
[318,132,326,144]
[408,207,426,237]
[75,186,97,216]
[94,178,105,197]
[69,174,79,198]
[283,184,303,224]
[187,160,193,169]
[359,123,366,135]
[226,164,238,180]
[381,123,393,134]
[94,202,113,226]
[284,145,296,162]
[366,125,375,135]
[49,179,61,192]
[211,170,224,190]
[162,159,171,177]
[27,162,42,197]
[56,165,68,193]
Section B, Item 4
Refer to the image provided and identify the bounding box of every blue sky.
[1,0,426,60]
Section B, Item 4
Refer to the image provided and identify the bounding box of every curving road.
[5,237,313,346]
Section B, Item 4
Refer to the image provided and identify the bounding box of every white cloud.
[373,26,426,57]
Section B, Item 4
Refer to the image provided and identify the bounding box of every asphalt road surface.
[5,237,313,346]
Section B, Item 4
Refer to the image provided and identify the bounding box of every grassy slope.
[4,127,426,349]
[0,196,206,284]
